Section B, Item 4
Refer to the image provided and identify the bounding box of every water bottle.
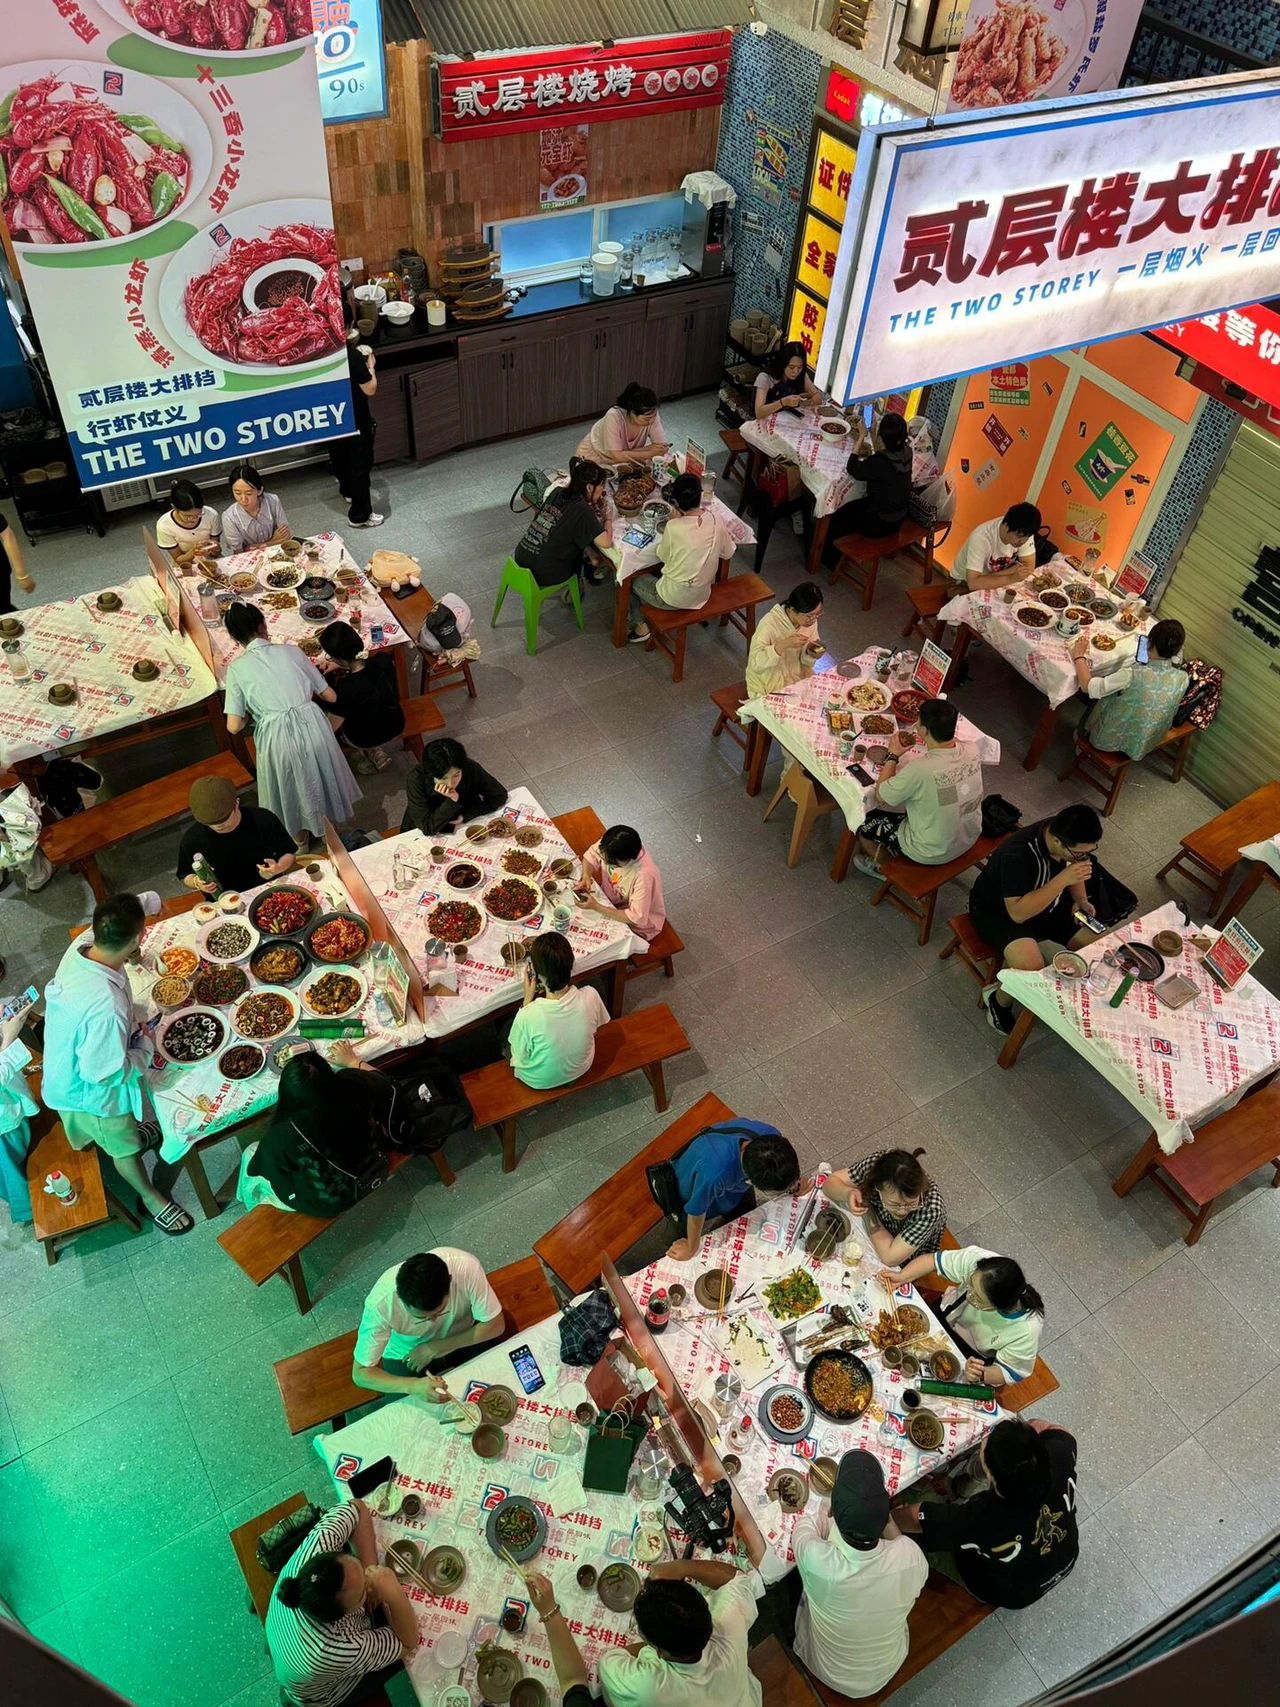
[44,1170,77,1205]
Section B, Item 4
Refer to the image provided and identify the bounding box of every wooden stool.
[829,522,934,612]
[622,920,685,986]
[719,427,749,488]
[1113,1086,1280,1244]
[1156,782,1280,916]
[710,680,751,765]
[1059,723,1198,817]
[398,694,447,761]
[229,1491,308,1621]
[28,1124,140,1264]
[763,759,838,867]
[938,914,1001,997]
[901,582,949,643]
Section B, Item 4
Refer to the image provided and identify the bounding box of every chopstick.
[499,1544,530,1581]
[717,1266,730,1321]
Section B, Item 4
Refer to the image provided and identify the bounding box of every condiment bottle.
[645,1288,670,1335]
[727,1413,753,1451]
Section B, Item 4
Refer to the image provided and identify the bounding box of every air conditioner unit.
[100,477,154,513]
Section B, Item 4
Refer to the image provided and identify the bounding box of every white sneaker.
[349,513,385,528]
[22,847,55,893]
[790,511,805,536]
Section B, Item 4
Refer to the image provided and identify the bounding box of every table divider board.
[323,818,425,1022]
[143,527,184,634]
[600,1253,768,1569]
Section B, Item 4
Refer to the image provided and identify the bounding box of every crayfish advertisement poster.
[1,3,353,489]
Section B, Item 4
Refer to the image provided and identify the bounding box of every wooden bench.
[1058,722,1197,817]
[217,1147,456,1316]
[461,1003,692,1173]
[829,522,934,612]
[710,680,750,764]
[643,572,773,683]
[1113,1084,1280,1245]
[913,1231,1059,1410]
[534,1092,734,1296]
[937,914,1001,996]
[621,919,685,988]
[41,751,252,902]
[28,1122,140,1264]
[750,1636,820,1704]
[901,582,949,644]
[1156,782,1280,916]
[399,692,447,760]
[719,427,749,489]
[803,1578,993,1704]
[271,1255,557,1435]
[833,834,1004,946]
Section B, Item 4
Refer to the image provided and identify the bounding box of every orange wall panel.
[1084,333,1199,423]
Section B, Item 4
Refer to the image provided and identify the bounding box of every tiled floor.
[3,395,1280,1707]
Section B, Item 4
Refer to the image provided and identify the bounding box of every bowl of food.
[1089,598,1118,621]
[427,899,485,946]
[307,912,371,963]
[757,1384,814,1444]
[486,817,513,838]
[198,917,259,964]
[249,940,309,987]
[443,861,484,892]
[300,599,335,625]
[820,418,851,438]
[151,975,192,1012]
[422,1546,467,1593]
[1117,607,1142,631]
[258,561,305,591]
[191,963,250,1007]
[478,1384,520,1425]
[890,689,924,726]
[156,1006,227,1068]
[227,571,260,593]
[232,986,301,1043]
[1053,950,1088,980]
[464,823,489,845]
[500,848,544,879]
[300,573,336,602]
[1064,582,1096,605]
[476,1648,524,1704]
[471,1423,506,1460]
[217,890,243,913]
[250,886,317,938]
[500,939,527,967]
[193,903,218,926]
[763,1268,823,1322]
[1028,572,1060,594]
[597,1562,642,1612]
[1039,590,1069,611]
[576,1564,598,1590]
[929,1350,960,1383]
[1092,632,1118,651]
[300,966,367,1019]
[159,945,201,980]
[1063,606,1094,627]
[269,1036,308,1073]
[483,877,541,925]
[805,1349,874,1423]
[860,713,895,736]
[219,1043,265,1081]
[768,1469,810,1512]
[907,1409,945,1451]
[848,682,889,712]
[486,1495,546,1564]
[1016,606,1052,629]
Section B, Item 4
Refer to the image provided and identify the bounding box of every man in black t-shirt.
[895,1419,1079,1610]
[968,803,1103,1036]
[177,775,295,895]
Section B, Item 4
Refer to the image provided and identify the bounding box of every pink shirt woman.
[579,827,666,941]
[574,383,670,469]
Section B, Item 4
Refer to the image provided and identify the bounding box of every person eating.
[177,774,295,897]
[822,412,913,562]
[401,737,507,836]
[221,463,292,556]
[578,824,666,942]
[351,1246,504,1399]
[627,474,734,644]
[576,381,670,470]
[753,341,823,421]
[318,619,405,774]
[597,1556,764,1707]
[823,1148,946,1268]
[526,1571,602,1706]
[745,583,824,699]
[513,457,619,589]
[881,1245,1045,1387]
[154,477,221,568]
[848,698,985,879]
[665,1120,803,1262]
[947,502,1040,590]
[1070,617,1188,759]
[508,932,610,1091]
[967,803,1104,1036]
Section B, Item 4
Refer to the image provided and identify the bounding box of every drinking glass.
[548,1414,573,1453]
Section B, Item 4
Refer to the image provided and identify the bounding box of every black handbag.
[1086,860,1137,929]
[255,1502,322,1574]
[981,794,1022,839]
[375,1061,471,1155]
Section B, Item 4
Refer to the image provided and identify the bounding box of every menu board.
[788,110,857,370]
[1203,918,1263,991]
[1,4,352,489]
[911,639,950,697]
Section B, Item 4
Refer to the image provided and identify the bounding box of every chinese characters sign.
[821,70,1280,404]
[751,119,795,208]
[1075,421,1137,498]
[789,115,859,367]
[539,126,589,209]
[316,0,388,125]
[1151,302,1280,409]
[787,290,827,359]
[809,131,857,228]
[946,0,1145,113]
[797,212,842,303]
[432,33,731,143]
[2,4,349,489]
[990,363,1031,406]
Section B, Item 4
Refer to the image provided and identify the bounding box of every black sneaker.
[981,984,1016,1035]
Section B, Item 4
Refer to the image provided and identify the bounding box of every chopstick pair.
[499,1543,530,1581]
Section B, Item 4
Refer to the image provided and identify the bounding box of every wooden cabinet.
[645,300,690,400]
[368,372,411,465]
[645,278,734,398]
[684,298,732,392]
[406,360,461,463]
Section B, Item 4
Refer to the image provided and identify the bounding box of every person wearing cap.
[791,1449,928,1696]
[177,777,295,897]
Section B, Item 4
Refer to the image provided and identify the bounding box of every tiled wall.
[714,28,824,322]
[1144,399,1238,593]
[1143,0,1280,59]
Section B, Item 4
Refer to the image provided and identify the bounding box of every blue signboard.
[315,0,388,126]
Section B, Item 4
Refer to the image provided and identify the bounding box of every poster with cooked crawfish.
[944,0,1145,112]
[0,3,355,489]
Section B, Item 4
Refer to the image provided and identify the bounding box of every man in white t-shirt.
[851,698,985,876]
[793,1449,929,1697]
[351,1248,504,1400]
[948,502,1040,590]
[508,932,610,1090]
[599,1559,763,1707]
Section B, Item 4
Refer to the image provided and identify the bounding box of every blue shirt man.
[668,1121,803,1261]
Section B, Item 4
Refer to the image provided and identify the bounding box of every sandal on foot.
[152,1201,193,1236]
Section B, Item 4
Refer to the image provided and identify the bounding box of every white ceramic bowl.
[381,300,414,324]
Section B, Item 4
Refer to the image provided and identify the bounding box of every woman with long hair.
[884,1245,1046,1388]
[513,456,618,587]
[220,462,292,555]
[241,1044,390,1217]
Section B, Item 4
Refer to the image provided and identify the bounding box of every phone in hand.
[1135,634,1149,665]
[508,1343,545,1395]
[2,985,39,1023]
[1077,913,1108,934]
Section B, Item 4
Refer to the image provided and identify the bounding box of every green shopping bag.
[582,1402,648,1495]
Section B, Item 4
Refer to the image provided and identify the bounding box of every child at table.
[317,619,405,774]
[578,824,666,942]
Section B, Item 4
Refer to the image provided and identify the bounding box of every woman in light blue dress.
[223,602,362,844]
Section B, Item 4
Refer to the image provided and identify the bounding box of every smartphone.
[2,985,38,1023]
[347,1455,395,1498]
[862,403,875,432]
[392,583,416,601]
[847,764,876,787]
[1135,635,1149,665]
[1077,914,1108,934]
[623,527,650,547]
[508,1343,545,1395]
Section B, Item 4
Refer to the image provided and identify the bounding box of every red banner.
[432,32,732,142]
[1151,303,1280,409]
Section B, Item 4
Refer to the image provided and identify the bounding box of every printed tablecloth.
[739,648,1002,833]
[1242,835,1280,878]
[998,901,1280,1154]
[136,864,426,1162]
[181,531,410,682]
[740,411,861,520]
[315,1317,666,1705]
[938,556,1152,709]
[350,787,643,1039]
[0,576,216,765]
[627,1183,999,1567]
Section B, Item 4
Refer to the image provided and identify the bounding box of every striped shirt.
[266,1504,402,1707]
[847,1151,946,1255]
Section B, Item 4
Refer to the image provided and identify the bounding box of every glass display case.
[491,193,694,287]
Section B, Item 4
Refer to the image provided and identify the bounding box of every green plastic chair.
[490,557,583,655]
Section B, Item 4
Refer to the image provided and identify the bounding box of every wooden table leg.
[1022,702,1061,772]
[806,515,829,577]
[830,826,855,883]
[608,960,627,1020]
[612,578,629,649]
[392,641,412,701]
[203,693,232,753]
[942,624,973,693]
[744,725,773,798]
[183,1148,222,1220]
[282,1255,312,1315]
[1216,862,1270,926]
[643,1061,670,1113]
[1112,1133,1160,1197]
[499,1118,519,1173]
[996,1008,1037,1068]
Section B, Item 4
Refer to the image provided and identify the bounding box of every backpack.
[376,1060,472,1155]
[1175,659,1223,731]
[1033,525,1059,566]
[980,794,1022,839]
[510,466,554,512]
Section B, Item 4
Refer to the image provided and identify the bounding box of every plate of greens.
[763,1268,823,1323]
